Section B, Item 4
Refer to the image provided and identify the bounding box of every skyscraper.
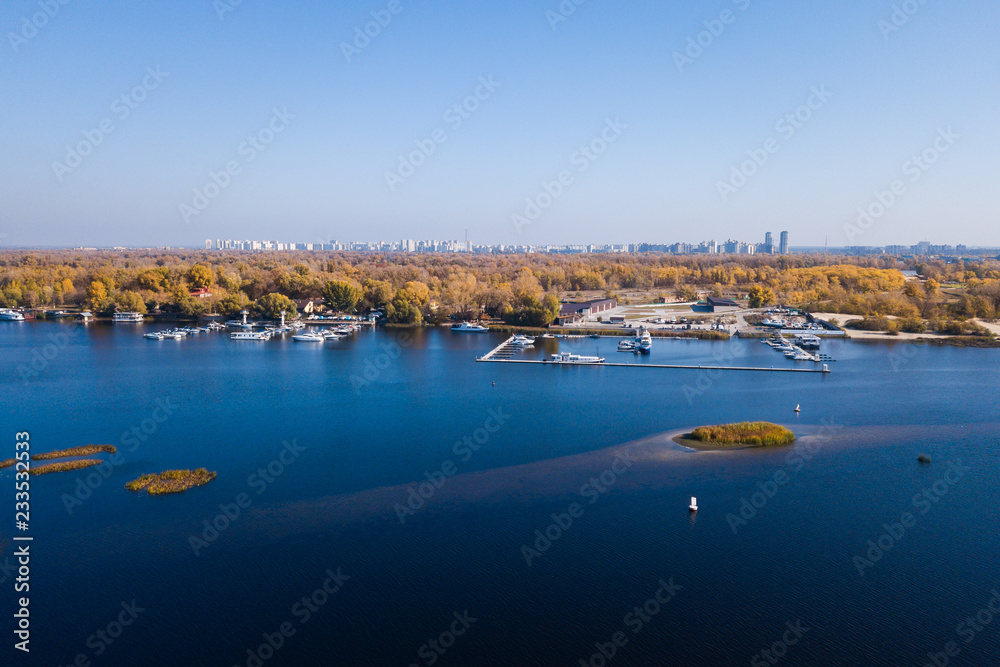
[765,232,774,254]
[779,231,789,255]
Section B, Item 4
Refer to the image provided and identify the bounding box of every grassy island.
[30,459,103,475]
[126,469,217,495]
[677,422,796,449]
[32,444,116,461]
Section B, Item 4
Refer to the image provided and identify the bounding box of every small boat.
[617,340,636,352]
[548,352,605,364]
[451,321,489,332]
[510,335,535,347]
[293,332,325,342]
[144,332,164,340]
[0,309,26,321]
[589,334,601,339]
[689,497,698,512]
[795,404,801,413]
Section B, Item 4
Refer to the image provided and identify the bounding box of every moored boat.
[548,352,605,364]
[451,321,489,332]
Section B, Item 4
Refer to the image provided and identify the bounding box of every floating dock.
[477,337,831,373]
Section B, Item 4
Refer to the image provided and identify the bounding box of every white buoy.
[689,496,698,512]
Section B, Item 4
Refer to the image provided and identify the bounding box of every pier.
[477,337,831,373]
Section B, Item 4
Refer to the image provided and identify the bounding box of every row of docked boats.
[291,324,359,342]
[617,326,652,354]
[762,335,819,361]
[145,323,226,340]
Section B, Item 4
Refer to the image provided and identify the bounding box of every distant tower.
[205,239,212,250]
[765,232,774,254]
[779,231,789,255]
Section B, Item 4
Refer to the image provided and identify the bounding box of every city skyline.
[2,1,999,248]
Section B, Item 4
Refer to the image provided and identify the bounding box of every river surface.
[1,322,998,666]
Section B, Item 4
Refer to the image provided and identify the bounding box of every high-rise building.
[779,231,789,255]
[764,232,774,254]
[205,239,212,250]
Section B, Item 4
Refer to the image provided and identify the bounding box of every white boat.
[510,335,535,347]
[549,352,605,364]
[617,340,636,352]
[144,332,164,340]
[635,326,652,354]
[231,331,270,340]
[293,332,325,342]
[0,309,26,321]
[451,321,489,332]
[113,312,144,323]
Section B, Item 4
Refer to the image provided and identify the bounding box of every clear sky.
[1,0,997,248]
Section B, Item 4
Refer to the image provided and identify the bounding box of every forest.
[1,250,998,327]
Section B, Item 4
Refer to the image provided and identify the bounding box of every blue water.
[1,323,999,666]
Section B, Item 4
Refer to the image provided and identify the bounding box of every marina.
[477,336,832,373]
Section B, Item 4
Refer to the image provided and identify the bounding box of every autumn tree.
[322,280,360,313]
[253,293,297,320]
[187,264,214,289]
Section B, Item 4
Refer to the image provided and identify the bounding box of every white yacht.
[113,312,144,323]
[510,335,535,347]
[635,326,652,354]
[451,321,489,332]
[293,332,325,342]
[617,340,636,352]
[144,332,164,340]
[231,331,270,341]
[0,309,26,321]
[549,352,605,364]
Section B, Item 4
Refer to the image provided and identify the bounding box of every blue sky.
[1,0,997,248]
